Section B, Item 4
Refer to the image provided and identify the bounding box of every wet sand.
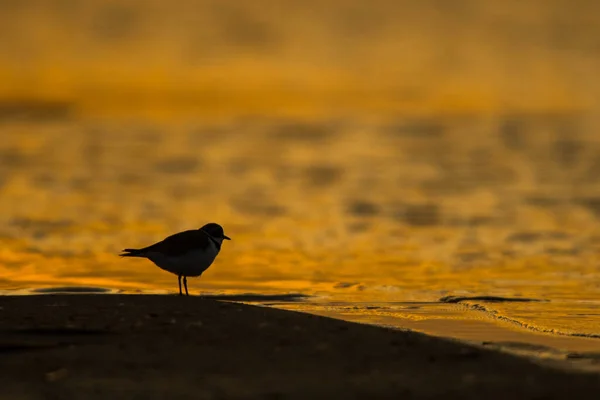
[0,295,599,399]
[275,300,600,373]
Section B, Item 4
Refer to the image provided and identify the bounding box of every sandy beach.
[0,295,598,399]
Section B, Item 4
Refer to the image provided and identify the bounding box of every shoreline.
[0,294,599,399]
[275,301,600,373]
[4,288,600,373]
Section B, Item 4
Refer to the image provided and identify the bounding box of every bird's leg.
[178,275,182,296]
[183,276,189,296]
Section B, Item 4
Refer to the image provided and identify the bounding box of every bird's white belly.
[148,248,218,277]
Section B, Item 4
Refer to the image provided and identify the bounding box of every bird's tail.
[119,248,145,257]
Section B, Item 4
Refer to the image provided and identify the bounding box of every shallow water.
[2,0,600,358]
[1,114,600,351]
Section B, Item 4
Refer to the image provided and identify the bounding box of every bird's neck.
[206,235,223,251]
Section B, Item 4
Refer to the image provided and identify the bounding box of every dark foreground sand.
[0,295,598,399]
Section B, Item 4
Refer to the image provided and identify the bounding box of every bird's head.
[200,223,231,244]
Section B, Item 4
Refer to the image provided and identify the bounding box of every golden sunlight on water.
[1,0,600,351]
[2,116,600,342]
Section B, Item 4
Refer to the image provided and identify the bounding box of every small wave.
[199,293,311,303]
[440,295,544,303]
[567,352,600,360]
[482,341,558,353]
[448,299,600,339]
[30,286,116,294]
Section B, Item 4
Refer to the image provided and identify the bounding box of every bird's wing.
[123,230,211,257]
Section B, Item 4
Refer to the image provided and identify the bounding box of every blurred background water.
[1,0,600,345]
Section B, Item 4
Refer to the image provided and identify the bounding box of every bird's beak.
[223,235,231,240]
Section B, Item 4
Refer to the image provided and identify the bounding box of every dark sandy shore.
[0,295,598,399]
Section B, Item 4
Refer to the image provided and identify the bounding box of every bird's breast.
[148,247,219,277]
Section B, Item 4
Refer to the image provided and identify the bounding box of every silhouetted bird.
[120,223,231,296]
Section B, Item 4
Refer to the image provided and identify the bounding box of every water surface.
[1,115,600,351]
[1,0,600,361]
